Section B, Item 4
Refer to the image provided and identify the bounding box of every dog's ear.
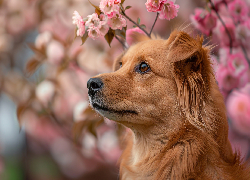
[168,31,213,130]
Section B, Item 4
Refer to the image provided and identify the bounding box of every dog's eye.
[136,62,151,74]
[119,62,122,68]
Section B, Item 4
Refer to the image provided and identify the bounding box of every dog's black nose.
[87,78,103,96]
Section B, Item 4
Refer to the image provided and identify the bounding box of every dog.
[87,30,250,179]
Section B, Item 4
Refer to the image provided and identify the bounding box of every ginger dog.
[87,30,250,179]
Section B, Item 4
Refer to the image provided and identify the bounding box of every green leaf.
[88,0,101,15]
[121,0,125,4]
[140,24,146,29]
[137,17,141,25]
[133,25,137,28]
[115,26,127,39]
[105,29,115,47]
[125,6,132,10]
[81,31,88,45]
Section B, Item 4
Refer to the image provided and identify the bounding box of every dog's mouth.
[92,102,138,115]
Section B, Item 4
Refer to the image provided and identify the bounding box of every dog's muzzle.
[87,78,103,97]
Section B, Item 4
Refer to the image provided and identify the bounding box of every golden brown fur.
[88,30,250,179]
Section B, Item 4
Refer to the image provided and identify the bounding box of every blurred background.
[0,0,249,179]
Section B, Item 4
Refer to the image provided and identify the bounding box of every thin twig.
[222,1,250,64]
[208,0,233,54]
[115,35,128,49]
[150,12,159,36]
[121,9,151,38]
[240,43,250,65]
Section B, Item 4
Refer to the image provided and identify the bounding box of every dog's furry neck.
[120,122,202,179]
[119,121,248,180]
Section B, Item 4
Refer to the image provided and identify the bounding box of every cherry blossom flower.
[217,18,239,47]
[99,0,121,18]
[35,31,52,49]
[235,23,250,48]
[108,13,126,30]
[240,83,250,94]
[85,13,100,28]
[86,13,104,40]
[190,8,217,35]
[87,26,101,40]
[72,11,85,37]
[228,53,249,77]
[35,80,56,106]
[226,89,250,137]
[46,40,65,65]
[145,0,165,12]
[159,0,180,20]
[228,0,248,22]
[73,101,88,122]
[97,130,122,163]
[99,21,109,36]
[216,64,239,91]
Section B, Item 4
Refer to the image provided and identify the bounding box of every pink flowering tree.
[72,0,179,47]
[190,0,250,160]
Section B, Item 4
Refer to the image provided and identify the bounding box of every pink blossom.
[73,101,88,122]
[35,80,56,106]
[108,14,126,30]
[238,69,249,88]
[235,23,250,48]
[35,31,52,49]
[46,40,65,65]
[72,11,85,37]
[218,47,230,66]
[82,133,97,158]
[85,13,109,39]
[159,1,180,20]
[226,90,250,137]
[145,0,165,12]
[87,26,101,40]
[228,0,248,22]
[227,53,249,77]
[99,0,121,18]
[240,83,250,94]
[216,64,239,91]
[98,130,122,163]
[126,27,146,45]
[243,19,250,29]
[217,18,239,47]
[85,13,100,28]
[99,21,109,36]
[190,8,217,35]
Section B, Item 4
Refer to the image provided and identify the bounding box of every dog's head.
[87,30,214,131]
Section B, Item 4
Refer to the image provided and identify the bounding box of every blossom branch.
[240,43,250,65]
[208,0,233,53]
[209,0,250,63]
[150,12,159,36]
[115,35,128,49]
[120,9,151,38]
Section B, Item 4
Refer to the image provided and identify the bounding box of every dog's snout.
[87,78,103,96]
